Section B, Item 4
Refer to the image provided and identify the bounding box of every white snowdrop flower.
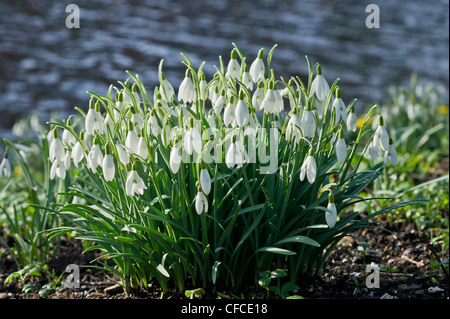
[332,88,347,123]
[0,155,11,178]
[281,80,296,110]
[104,112,114,130]
[130,108,144,132]
[195,191,208,215]
[325,193,337,228]
[226,137,248,168]
[87,142,102,173]
[248,111,259,129]
[161,124,172,148]
[226,50,240,80]
[285,114,302,144]
[242,65,253,91]
[373,116,390,152]
[71,131,86,166]
[224,96,237,127]
[169,145,182,174]
[249,49,265,83]
[148,110,162,137]
[63,150,71,171]
[137,135,148,159]
[200,167,212,195]
[50,158,66,180]
[309,65,330,102]
[184,121,202,155]
[301,107,316,139]
[125,122,139,154]
[125,166,147,197]
[235,92,250,127]
[131,84,141,108]
[208,80,219,104]
[199,72,208,100]
[115,91,124,111]
[213,90,226,115]
[252,81,265,111]
[207,110,217,131]
[260,83,278,114]
[384,138,398,167]
[49,129,65,163]
[178,71,197,104]
[159,73,175,102]
[335,129,347,164]
[116,143,130,165]
[102,145,115,182]
[365,140,380,162]
[208,85,218,105]
[85,100,104,136]
[346,106,357,132]
[62,119,77,146]
[274,89,284,113]
[300,149,317,184]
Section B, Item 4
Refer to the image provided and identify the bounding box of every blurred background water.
[0,0,448,138]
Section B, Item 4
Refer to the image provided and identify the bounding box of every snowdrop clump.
[39,45,408,292]
[45,45,397,225]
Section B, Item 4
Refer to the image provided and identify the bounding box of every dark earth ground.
[0,213,448,300]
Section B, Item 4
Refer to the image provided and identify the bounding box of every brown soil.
[0,215,448,300]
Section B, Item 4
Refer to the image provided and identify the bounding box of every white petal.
[326,203,337,228]
[102,155,115,182]
[301,111,316,138]
[170,147,182,173]
[347,112,357,132]
[249,58,265,83]
[226,143,237,168]
[200,169,211,195]
[116,144,130,165]
[335,138,347,164]
[306,156,317,184]
[235,100,249,127]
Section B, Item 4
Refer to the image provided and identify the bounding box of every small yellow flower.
[438,105,449,115]
[14,165,23,176]
[357,116,373,128]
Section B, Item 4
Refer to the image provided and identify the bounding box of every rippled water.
[0,0,448,137]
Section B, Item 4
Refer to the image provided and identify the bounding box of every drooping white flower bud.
[249,49,265,83]
[285,114,302,144]
[169,145,182,174]
[309,64,330,102]
[301,103,316,138]
[213,89,226,115]
[300,148,317,184]
[178,70,197,104]
[116,143,130,165]
[0,154,11,178]
[49,128,65,163]
[195,190,208,215]
[374,116,389,152]
[226,49,240,80]
[235,91,249,127]
[332,88,347,123]
[125,121,139,154]
[335,129,347,164]
[252,81,265,111]
[224,96,236,127]
[200,167,211,195]
[242,65,253,91]
[102,144,115,182]
[184,120,202,155]
[346,106,357,132]
[325,193,337,228]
